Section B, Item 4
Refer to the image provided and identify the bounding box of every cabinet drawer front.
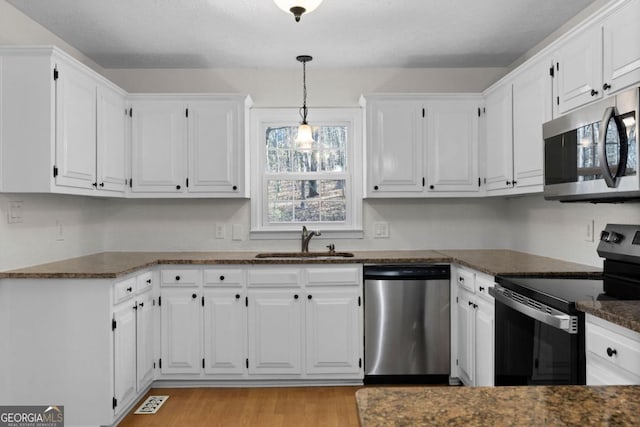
[136,271,153,293]
[306,267,361,286]
[587,321,640,377]
[247,269,301,287]
[160,269,200,286]
[114,277,137,304]
[456,268,475,292]
[204,269,244,287]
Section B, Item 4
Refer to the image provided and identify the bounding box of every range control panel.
[597,224,640,262]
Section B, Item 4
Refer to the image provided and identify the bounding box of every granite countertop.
[0,249,601,279]
[577,300,640,334]
[356,386,640,426]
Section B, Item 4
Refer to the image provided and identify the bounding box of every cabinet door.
[484,84,513,192]
[427,100,479,192]
[512,56,553,190]
[136,292,155,391]
[160,289,201,374]
[556,26,603,114]
[247,289,303,375]
[367,100,425,195]
[456,290,475,386]
[131,101,186,193]
[602,0,640,94]
[305,289,361,375]
[188,102,242,194]
[97,85,127,192]
[113,303,136,414]
[54,61,97,189]
[475,297,494,387]
[203,290,246,375]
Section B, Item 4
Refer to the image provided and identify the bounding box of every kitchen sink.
[255,251,355,259]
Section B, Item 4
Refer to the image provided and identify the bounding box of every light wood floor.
[118,387,363,427]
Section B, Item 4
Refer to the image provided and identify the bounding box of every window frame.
[250,108,363,239]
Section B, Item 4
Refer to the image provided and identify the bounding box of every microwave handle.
[598,106,629,188]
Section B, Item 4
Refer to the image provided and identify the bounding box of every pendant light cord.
[300,58,308,124]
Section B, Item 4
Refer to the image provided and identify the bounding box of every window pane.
[266,179,346,224]
[265,125,347,173]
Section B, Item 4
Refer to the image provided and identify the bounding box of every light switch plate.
[215,223,226,239]
[374,222,389,239]
[7,200,23,224]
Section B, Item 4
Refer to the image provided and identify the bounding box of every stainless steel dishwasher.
[364,264,450,384]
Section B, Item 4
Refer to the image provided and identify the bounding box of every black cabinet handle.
[512,180,517,185]
[146,279,151,284]
[606,347,617,357]
[506,180,511,186]
[474,303,478,309]
[591,89,599,96]
[139,302,144,308]
[429,185,435,190]
[603,83,611,90]
[373,185,379,190]
[99,182,104,187]
[294,294,299,300]
[232,185,238,191]
[219,275,225,281]
[126,287,132,292]
[92,182,97,187]
[468,301,473,306]
[308,295,312,300]
[459,277,464,282]
[176,185,181,190]
[235,294,240,299]
[192,293,197,299]
[175,275,181,281]
[479,286,485,291]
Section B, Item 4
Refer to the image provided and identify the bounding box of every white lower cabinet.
[586,314,640,385]
[113,297,137,415]
[158,264,364,382]
[451,265,495,386]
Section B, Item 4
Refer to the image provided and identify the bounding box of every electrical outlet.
[373,222,389,239]
[232,224,244,241]
[56,220,65,241]
[215,223,226,239]
[585,220,594,242]
[7,200,23,224]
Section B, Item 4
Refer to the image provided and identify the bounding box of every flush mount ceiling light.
[273,0,323,22]
[295,55,314,150]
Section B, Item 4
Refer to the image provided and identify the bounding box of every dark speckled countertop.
[0,249,601,279]
[356,386,640,426]
[577,300,640,334]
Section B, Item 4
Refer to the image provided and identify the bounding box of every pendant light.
[273,0,323,22]
[295,55,314,151]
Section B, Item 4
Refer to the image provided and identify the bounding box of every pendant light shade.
[295,55,314,151]
[273,0,323,22]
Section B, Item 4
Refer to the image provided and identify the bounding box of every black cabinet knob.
[235,294,240,299]
[92,182,97,187]
[219,275,225,281]
[603,83,611,90]
[479,286,485,292]
[146,279,151,284]
[606,347,617,357]
[373,185,379,190]
[294,294,299,299]
[176,185,181,190]
[591,89,599,96]
[468,301,473,306]
[506,180,511,186]
[474,303,478,309]
[429,185,435,190]
[139,302,144,307]
[192,293,197,299]
[459,277,464,282]
[308,295,312,300]
[99,182,105,187]
[126,287,132,292]
[232,185,238,191]
[175,275,181,281]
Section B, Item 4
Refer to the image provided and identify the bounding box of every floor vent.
[134,395,169,415]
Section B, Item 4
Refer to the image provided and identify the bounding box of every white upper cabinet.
[427,99,480,192]
[512,55,553,190]
[0,47,127,196]
[555,0,640,114]
[602,0,640,94]
[364,94,481,198]
[365,98,425,195]
[129,95,250,197]
[483,83,513,193]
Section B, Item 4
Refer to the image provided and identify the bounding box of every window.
[250,108,363,238]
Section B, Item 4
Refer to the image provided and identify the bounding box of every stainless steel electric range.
[490,224,640,386]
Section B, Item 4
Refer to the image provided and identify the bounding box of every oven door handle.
[489,285,575,333]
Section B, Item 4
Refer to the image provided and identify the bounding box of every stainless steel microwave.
[543,87,638,202]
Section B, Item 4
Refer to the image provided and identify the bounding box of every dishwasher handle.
[364,265,450,280]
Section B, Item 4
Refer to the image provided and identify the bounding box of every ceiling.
[8,0,597,69]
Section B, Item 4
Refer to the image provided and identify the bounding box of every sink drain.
[134,395,169,414]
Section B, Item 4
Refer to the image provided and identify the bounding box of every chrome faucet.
[301,226,321,253]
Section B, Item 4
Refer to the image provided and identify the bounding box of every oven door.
[543,86,638,201]
[490,285,584,385]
